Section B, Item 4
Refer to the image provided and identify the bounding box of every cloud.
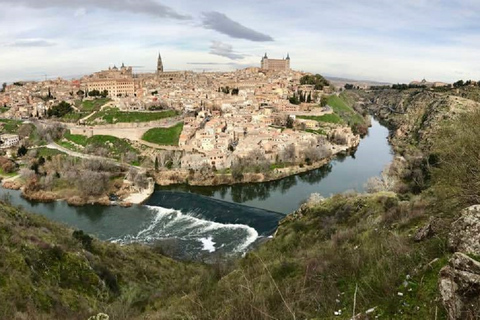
[6,39,56,47]
[3,0,190,20]
[74,8,87,17]
[201,11,273,41]
[209,41,245,60]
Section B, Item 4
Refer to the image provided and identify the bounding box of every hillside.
[3,87,480,319]
[0,200,214,320]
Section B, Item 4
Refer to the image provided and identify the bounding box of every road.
[45,142,145,172]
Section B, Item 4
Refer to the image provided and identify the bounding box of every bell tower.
[157,52,164,73]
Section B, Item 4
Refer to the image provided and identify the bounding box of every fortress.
[261,53,290,71]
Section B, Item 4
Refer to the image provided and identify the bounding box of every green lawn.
[0,119,22,133]
[61,112,90,123]
[79,98,111,112]
[63,131,139,159]
[87,108,178,124]
[0,167,18,177]
[327,95,364,125]
[305,128,327,135]
[86,135,138,157]
[36,147,66,157]
[58,140,80,152]
[64,130,88,146]
[142,123,184,146]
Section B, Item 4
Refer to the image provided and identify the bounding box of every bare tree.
[280,144,296,163]
[18,124,33,139]
[76,170,109,196]
[171,151,183,168]
[157,151,173,168]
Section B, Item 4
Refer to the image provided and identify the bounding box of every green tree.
[47,101,73,118]
[17,145,28,157]
[286,116,294,129]
[1,83,6,93]
[320,95,329,107]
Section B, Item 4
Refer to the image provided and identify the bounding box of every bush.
[73,230,93,251]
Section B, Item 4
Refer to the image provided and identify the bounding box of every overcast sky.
[1,0,480,83]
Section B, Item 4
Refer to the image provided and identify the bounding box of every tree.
[101,90,109,98]
[17,145,28,157]
[1,83,6,93]
[453,80,465,88]
[289,92,300,105]
[320,95,329,107]
[344,83,354,90]
[300,74,330,90]
[47,101,73,118]
[286,116,294,129]
[154,156,159,171]
[307,92,312,103]
[18,124,33,139]
[280,144,296,163]
[88,89,101,97]
[76,90,85,97]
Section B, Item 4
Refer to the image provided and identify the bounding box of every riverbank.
[1,175,155,207]
[152,144,357,187]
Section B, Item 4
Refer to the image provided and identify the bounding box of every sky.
[1,0,480,83]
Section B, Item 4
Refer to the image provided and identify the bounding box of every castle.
[261,53,290,71]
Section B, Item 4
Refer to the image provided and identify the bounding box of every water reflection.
[160,119,393,214]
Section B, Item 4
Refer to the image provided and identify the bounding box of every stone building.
[261,53,290,71]
[156,52,188,80]
[86,63,135,97]
[0,134,19,148]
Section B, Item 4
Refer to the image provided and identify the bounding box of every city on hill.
[0,53,366,205]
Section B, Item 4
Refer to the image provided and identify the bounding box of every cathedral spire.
[157,52,164,73]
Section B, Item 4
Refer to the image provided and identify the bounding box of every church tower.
[157,53,164,73]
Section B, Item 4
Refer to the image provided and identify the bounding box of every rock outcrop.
[449,205,480,254]
[439,252,480,320]
[439,205,480,319]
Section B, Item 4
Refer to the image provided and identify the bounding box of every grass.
[298,113,343,124]
[36,147,66,157]
[0,168,18,177]
[58,140,80,152]
[0,201,214,320]
[328,94,365,126]
[0,119,22,133]
[305,128,327,135]
[62,131,139,160]
[87,135,138,158]
[61,111,90,123]
[79,98,111,112]
[87,108,178,124]
[64,130,88,146]
[142,122,184,146]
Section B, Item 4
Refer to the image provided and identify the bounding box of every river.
[0,119,392,260]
